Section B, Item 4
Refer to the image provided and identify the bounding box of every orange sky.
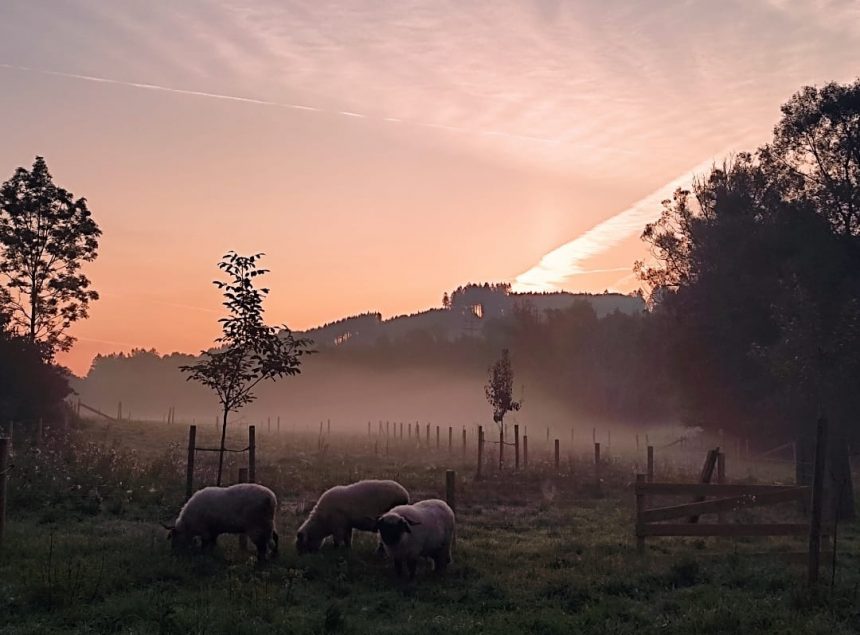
[0,1,857,375]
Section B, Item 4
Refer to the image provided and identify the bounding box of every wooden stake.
[248,425,256,483]
[554,439,560,471]
[808,418,827,586]
[514,424,520,470]
[477,426,484,480]
[185,425,197,499]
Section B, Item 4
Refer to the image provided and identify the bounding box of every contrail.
[0,63,592,148]
[512,151,735,292]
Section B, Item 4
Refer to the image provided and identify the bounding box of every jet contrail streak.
[512,150,736,293]
[0,63,631,151]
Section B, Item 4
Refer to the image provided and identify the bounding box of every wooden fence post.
[448,427,453,453]
[436,426,440,450]
[514,424,520,470]
[477,426,483,480]
[426,423,430,446]
[0,437,8,548]
[647,446,654,483]
[635,473,645,554]
[808,417,827,586]
[717,451,726,524]
[186,425,197,499]
[248,425,256,484]
[462,428,467,459]
[594,442,601,494]
[446,470,456,513]
[688,448,719,523]
[523,435,529,469]
[554,439,560,471]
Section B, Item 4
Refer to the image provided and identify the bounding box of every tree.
[0,157,101,357]
[639,81,860,518]
[485,348,521,470]
[180,252,314,485]
[761,79,860,237]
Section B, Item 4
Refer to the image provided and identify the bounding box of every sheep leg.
[271,529,279,556]
[407,558,418,580]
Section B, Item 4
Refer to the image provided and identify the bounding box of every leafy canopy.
[180,252,314,414]
[485,348,521,425]
[0,156,101,357]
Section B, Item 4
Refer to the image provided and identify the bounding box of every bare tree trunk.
[217,408,228,486]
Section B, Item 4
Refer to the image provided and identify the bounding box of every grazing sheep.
[296,479,409,553]
[376,499,455,579]
[164,483,279,561]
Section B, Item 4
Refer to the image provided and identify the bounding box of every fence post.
[436,426,440,450]
[448,426,453,453]
[0,436,8,548]
[446,470,456,513]
[514,424,520,470]
[635,473,645,554]
[717,451,726,524]
[477,426,483,480]
[186,425,197,499]
[554,439,560,471]
[426,423,430,446]
[594,442,601,494]
[462,427,466,459]
[808,417,827,586]
[248,425,256,484]
[647,446,654,483]
[523,435,528,469]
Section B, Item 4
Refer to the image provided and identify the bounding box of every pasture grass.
[1,420,859,634]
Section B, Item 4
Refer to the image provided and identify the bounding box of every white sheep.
[376,499,455,579]
[164,483,279,561]
[296,479,409,553]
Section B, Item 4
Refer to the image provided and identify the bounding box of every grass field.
[1,419,859,634]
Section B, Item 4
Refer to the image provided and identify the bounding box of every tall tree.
[0,157,101,357]
[180,252,314,486]
[761,79,860,237]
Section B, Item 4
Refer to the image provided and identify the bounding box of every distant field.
[1,419,859,634]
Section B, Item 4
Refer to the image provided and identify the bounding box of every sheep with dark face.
[164,483,279,561]
[296,479,409,553]
[376,499,455,579]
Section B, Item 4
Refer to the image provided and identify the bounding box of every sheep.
[296,479,409,553]
[376,499,455,579]
[163,483,279,561]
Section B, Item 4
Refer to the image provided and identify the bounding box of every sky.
[0,0,857,375]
